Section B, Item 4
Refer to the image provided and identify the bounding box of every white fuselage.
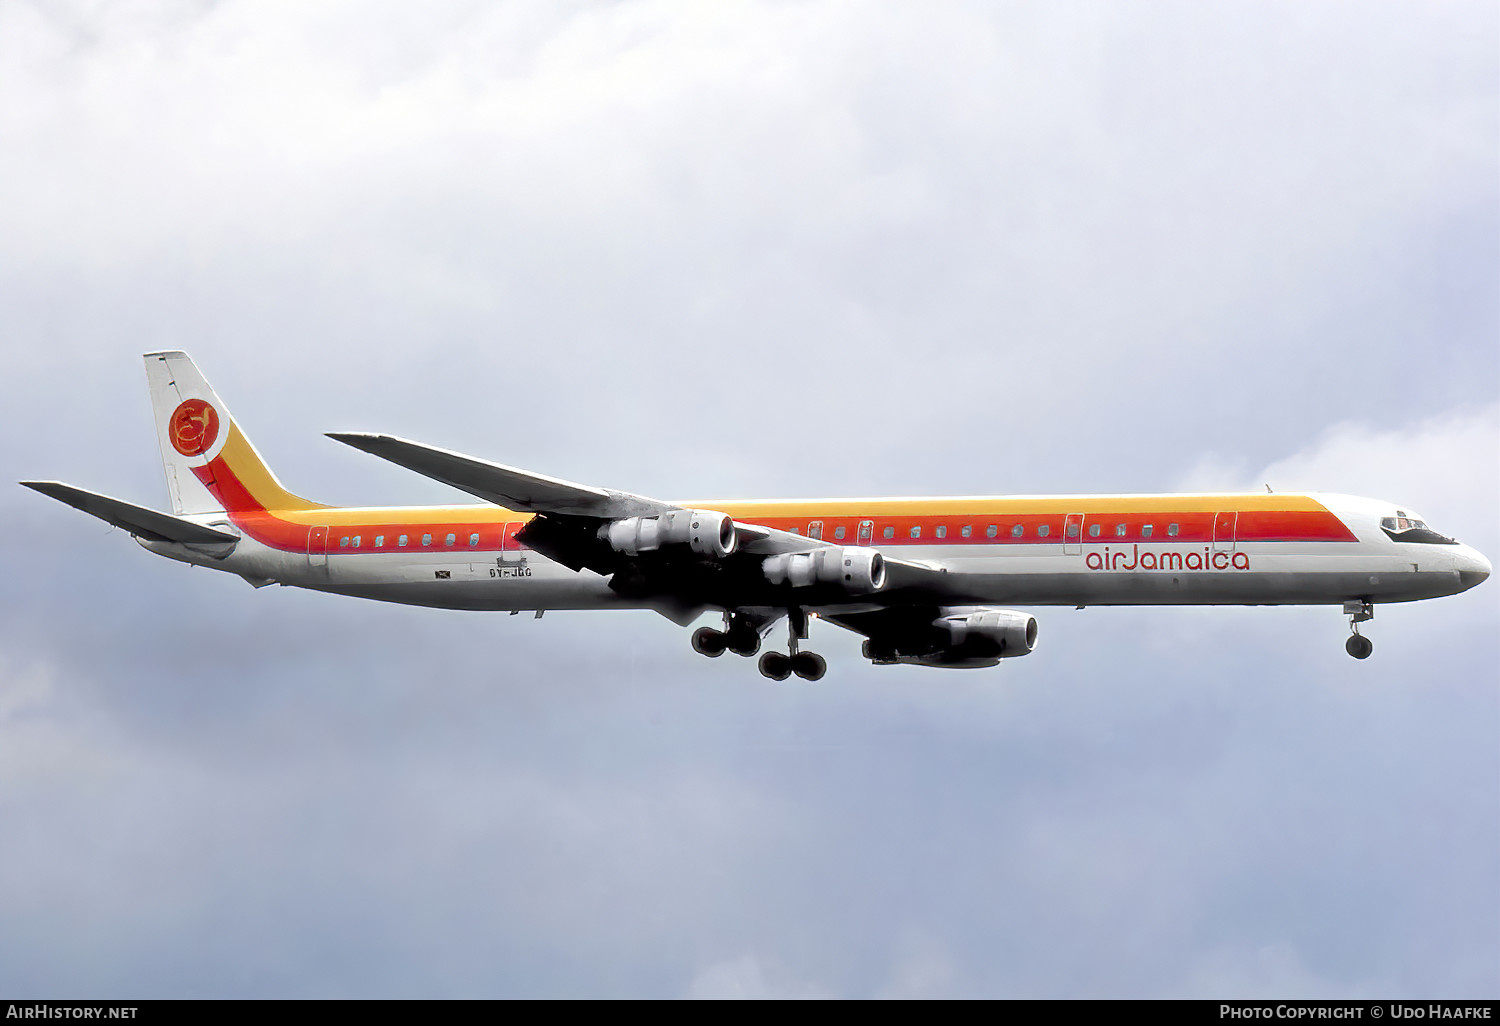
[142,492,1492,615]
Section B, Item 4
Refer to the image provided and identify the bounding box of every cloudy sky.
[1,0,1496,998]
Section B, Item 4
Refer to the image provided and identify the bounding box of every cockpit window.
[1381,511,1456,545]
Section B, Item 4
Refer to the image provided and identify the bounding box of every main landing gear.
[691,614,762,658]
[692,609,827,680]
[1344,599,1374,660]
[757,650,827,682]
[757,607,826,681]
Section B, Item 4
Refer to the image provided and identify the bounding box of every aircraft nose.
[1459,549,1492,591]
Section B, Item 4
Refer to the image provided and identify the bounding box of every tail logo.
[169,399,220,456]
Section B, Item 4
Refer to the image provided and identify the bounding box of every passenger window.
[1011,524,1023,538]
[469,533,479,547]
[1141,525,1153,538]
[1114,524,1126,537]
[883,526,894,539]
[375,535,385,547]
[422,533,433,546]
[910,526,921,539]
[961,525,972,538]
[789,527,799,535]
[352,536,361,548]
[1066,522,1080,539]
[399,534,408,547]
[834,526,846,540]
[1038,524,1051,538]
[445,533,456,546]
[935,526,946,539]
[339,536,349,548]
[809,523,823,540]
[986,525,998,538]
[1167,523,1179,537]
[1088,523,1101,538]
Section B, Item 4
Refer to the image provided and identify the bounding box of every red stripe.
[743,509,1356,546]
[194,460,525,555]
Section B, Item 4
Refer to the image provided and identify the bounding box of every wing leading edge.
[325,432,669,518]
[326,431,803,555]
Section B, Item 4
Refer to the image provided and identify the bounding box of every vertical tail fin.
[144,351,321,514]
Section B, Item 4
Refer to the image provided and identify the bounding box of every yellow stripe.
[222,423,325,511]
[278,505,523,526]
[264,493,1328,528]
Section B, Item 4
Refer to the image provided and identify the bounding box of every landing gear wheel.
[727,630,761,658]
[1346,634,1373,660]
[791,652,827,681]
[758,651,792,681]
[692,627,727,658]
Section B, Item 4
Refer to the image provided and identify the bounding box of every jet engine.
[762,547,887,594]
[864,607,1037,667]
[600,509,736,559]
[936,607,1037,657]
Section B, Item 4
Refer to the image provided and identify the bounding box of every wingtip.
[19,480,92,502]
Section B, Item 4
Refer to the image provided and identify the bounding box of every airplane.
[20,352,1492,678]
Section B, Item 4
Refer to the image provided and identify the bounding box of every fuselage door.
[1063,513,1084,555]
[1213,511,1238,552]
[858,520,873,545]
[308,525,329,567]
[501,521,526,564]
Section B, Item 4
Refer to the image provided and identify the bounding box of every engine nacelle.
[600,509,736,559]
[761,547,886,594]
[937,608,1037,657]
[864,607,1038,667]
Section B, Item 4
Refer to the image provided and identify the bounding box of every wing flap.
[20,481,239,546]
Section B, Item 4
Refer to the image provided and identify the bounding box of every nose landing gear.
[1343,599,1374,659]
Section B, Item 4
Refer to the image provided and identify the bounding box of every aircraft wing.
[326,432,672,518]
[326,432,807,554]
[20,481,239,547]
[325,433,959,618]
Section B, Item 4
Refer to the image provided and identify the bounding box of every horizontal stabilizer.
[326,432,671,518]
[20,481,239,546]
